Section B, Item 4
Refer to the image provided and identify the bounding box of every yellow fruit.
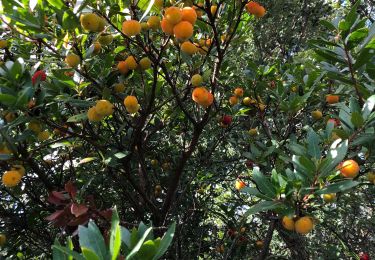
[92,42,101,55]
[192,87,213,107]
[255,240,263,249]
[295,216,314,235]
[0,40,8,49]
[65,53,81,68]
[240,227,246,233]
[80,13,101,32]
[323,193,336,203]
[243,97,252,106]
[155,185,162,192]
[28,121,42,133]
[0,144,12,155]
[161,18,174,35]
[2,170,22,187]
[367,172,375,184]
[234,87,244,97]
[122,20,141,37]
[114,83,126,93]
[0,234,6,246]
[165,7,182,25]
[147,16,161,30]
[182,7,197,24]
[311,110,323,120]
[339,159,360,178]
[141,22,149,30]
[96,18,106,32]
[124,96,140,114]
[258,103,266,111]
[98,33,113,45]
[191,74,203,86]
[181,41,197,55]
[87,107,103,122]
[282,216,295,231]
[139,57,152,70]
[95,100,114,116]
[11,165,25,176]
[38,130,50,141]
[211,5,218,15]
[117,61,129,74]
[248,128,258,136]
[151,159,158,167]
[235,180,246,190]
[4,112,16,123]
[125,56,138,70]
[229,96,238,106]
[173,21,193,40]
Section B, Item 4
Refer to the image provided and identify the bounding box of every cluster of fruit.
[87,100,114,122]
[191,73,214,108]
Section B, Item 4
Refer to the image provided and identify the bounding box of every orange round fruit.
[161,18,174,35]
[87,107,103,122]
[182,7,197,24]
[80,13,101,32]
[125,56,138,70]
[229,96,238,106]
[147,16,161,30]
[210,5,218,16]
[326,95,339,104]
[245,2,266,18]
[201,92,214,108]
[181,41,198,55]
[282,216,295,231]
[235,180,246,190]
[92,42,101,55]
[124,96,140,114]
[173,21,194,40]
[295,216,314,235]
[122,20,141,37]
[2,170,22,187]
[117,61,129,74]
[95,100,114,116]
[234,87,244,97]
[339,159,360,178]
[255,240,263,249]
[165,7,182,25]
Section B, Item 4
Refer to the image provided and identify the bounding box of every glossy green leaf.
[109,208,121,260]
[315,180,360,195]
[152,222,176,260]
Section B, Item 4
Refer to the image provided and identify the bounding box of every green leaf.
[244,201,284,217]
[127,227,153,260]
[137,240,157,260]
[351,111,364,128]
[252,168,277,198]
[47,0,65,9]
[52,245,85,260]
[307,129,321,159]
[319,140,348,178]
[120,227,131,249]
[62,10,79,30]
[152,222,176,260]
[362,95,375,120]
[81,248,100,260]
[241,187,271,200]
[0,94,17,106]
[319,20,337,31]
[78,221,107,259]
[315,180,360,195]
[53,239,68,260]
[347,28,368,49]
[67,113,87,122]
[109,208,121,260]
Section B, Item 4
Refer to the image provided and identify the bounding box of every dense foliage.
[0,0,374,259]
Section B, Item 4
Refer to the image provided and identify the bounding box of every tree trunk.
[276,222,310,259]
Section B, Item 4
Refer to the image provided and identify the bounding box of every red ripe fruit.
[32,70,47,85]
[359,252,370,260]
[221,115,232,126]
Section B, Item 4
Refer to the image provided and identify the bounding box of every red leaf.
[99,209,113,221]
[46,210,65,221]
[52,191,70,200]
[71,203,88,217]
[47,193,65,205]
[65,181,77,199]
